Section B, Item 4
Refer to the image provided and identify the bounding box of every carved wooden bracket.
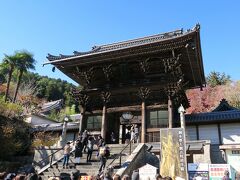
[162,54,181,74]
[101,91,111,104]
[78,93,90,107]
[164,82,182,97]
[138,87,150,101]
[139,58,150,74]
[71,88,89,107]
[76,66,94,86]
[102,64,113,81]
[174,91,189,108]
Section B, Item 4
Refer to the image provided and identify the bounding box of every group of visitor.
[62,129,111,175]
[125,124,139,144]
[0,169,40,180]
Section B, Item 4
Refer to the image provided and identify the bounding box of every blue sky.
[0,1,240,85]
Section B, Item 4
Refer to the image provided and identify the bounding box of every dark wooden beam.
[85,104,168,114]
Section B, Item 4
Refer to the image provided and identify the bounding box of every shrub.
[0,115,31,160]
[32,131,58,147]
[0,97,23,118]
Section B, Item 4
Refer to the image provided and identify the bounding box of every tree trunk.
[4,65,14,102]
[13,70,23,102]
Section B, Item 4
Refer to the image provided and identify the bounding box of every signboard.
[160,128,187,179]
[80,176,92,180]
[209,164,232,180]
[188,163,209,180]
[139,163,158,180]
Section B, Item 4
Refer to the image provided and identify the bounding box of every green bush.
[0,115,31,160]
[0,97,23,118]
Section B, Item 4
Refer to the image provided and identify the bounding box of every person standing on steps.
[98,145,110,174]
[74,140,83,165]
[86,135,95,162]
[134,124,139,143]
[130,125,135,143]
[97,135,105,148]
[63,142,71,168]
[81,129,89,153]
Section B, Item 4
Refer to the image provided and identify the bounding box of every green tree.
[13,51,36,102]
[206,71,231,87]
[2,54,18,102]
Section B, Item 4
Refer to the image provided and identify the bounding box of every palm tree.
[13,51,36,102]
[2,54,18,102]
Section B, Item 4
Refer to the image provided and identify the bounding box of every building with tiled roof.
[185,99,240,172]
[40,99,63,115]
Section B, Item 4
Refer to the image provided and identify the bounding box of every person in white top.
[63,142,71,168]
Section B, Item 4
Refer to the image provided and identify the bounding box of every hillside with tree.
[0,51,78,118]
[186,71,240,113]
[0,51,79,171]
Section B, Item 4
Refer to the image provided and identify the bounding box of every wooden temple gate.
[45,24,205,143]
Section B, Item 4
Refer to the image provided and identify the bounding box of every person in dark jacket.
[87,136,95,162]
[110,132,116,144]
[75,140,83,165]
[81,130,88,152]
[98,146,110,173]
[97,135,105,148]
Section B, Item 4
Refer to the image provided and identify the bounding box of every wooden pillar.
[101,104,107,140]
[141,101,146,143]
[100,91,111,140]
[138,87,150,143]
[168,96,173,128]
[122,124,126,144]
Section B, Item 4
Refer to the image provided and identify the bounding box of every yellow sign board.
[160,128,187,179]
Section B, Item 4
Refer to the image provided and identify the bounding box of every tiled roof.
[41,99,63,113]
[212,98,238,112]
[32,122,79,132]
[185,110,240,123]
[46,25,200,62]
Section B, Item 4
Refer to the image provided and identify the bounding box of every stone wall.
[193,140,211,163]
[116,143,159,178]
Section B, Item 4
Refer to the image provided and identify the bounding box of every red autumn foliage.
[186,85,225,114]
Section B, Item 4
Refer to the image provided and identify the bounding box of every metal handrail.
[106,139,134,169]
[32,141,75,172]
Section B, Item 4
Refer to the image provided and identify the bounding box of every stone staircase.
[39,143,138,179]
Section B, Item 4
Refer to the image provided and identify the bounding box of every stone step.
[40,143,138,177]
[43,169,99,177]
